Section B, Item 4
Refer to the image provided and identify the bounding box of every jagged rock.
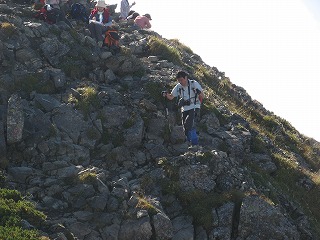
[238,195,300,239]
[73,211,94,222]
[145,142,170,158]
[67,221,92,240]
[47,68,67,89]
[41,196,68,210]
[124,116,144,147]
[147,117,166,137]
[56,165,83,179]
[249,153,277,173]
[132,150,147,165]
[84,230,102,240]
[195,226,208,240]
[0,3,318,239]
[179,165,216,192]
[101,223,120,240]
[153,212,174,240]
[23,107,53,145]
[171,215,194,240]
[170,125,185,144]
[88,191,109,211]
[0,106,6,167]
[40,38,70,66]
[209,202,234,239]
[101,105,129,128]
[7,166,34,183]
[104,69,117,83]
[52,104,88,143]
[15,47,43,70]
[6,94,24,144]
[34,94,61,112]
[109,146,131,168]
[118,217,153,240]
[201,113,220,134]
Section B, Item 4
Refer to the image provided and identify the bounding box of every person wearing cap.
[88,0,113,46]
[162,71,204,143]
[133,13,152,29]
[120,0,136,20]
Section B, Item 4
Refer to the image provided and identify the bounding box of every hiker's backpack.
[34,4,60,24]
[69,3,89,23]
[46,7,60,24]
[104,28,121,55]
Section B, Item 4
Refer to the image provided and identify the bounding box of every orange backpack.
[104,28,120,55]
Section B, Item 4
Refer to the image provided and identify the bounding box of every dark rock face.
[0,2,317,239]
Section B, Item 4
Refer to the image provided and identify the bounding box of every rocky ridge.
[0,1,319,240]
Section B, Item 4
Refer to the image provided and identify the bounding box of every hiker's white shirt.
[171,80,203,112]
[98,12,103,23]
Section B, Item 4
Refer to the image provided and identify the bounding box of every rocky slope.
[0,1,319,239]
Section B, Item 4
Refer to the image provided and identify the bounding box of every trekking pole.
[189,89,199,145]
[165,95,171,132]
[162,91,171,132]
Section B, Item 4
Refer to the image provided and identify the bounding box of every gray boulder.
[6,94,24,144]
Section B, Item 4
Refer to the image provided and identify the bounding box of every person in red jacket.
[88,0,112,46]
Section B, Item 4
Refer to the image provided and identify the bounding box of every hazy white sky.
[114,0,320,141]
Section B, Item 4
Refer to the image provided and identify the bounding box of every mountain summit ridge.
[0,1,320,239]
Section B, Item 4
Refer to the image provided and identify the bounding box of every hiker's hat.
[95,0,106,8]
[144,13,152,20]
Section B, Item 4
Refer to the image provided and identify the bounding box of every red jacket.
[89,8,110,24]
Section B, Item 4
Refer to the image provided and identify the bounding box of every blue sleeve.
[194,81,203,92]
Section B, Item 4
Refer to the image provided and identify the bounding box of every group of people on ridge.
[36,0,152,46]
[119,0,151,29]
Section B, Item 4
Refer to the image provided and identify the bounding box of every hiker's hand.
[132,1,136,5]
[195,89,201,94]
[161,91,167,97]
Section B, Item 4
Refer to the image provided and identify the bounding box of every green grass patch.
[0,188,47,239]
[0,226,41,240]
[144,81,166,103]
[136,196,160,216]
[170,39,194,54]
[148,36,183,65]
[201,100,228,125]
[178,189,244,231]
[13,73,55,94]
[0,22,17,40]
[69,86,100,117]
[251,134,268,153]
[58,57,86,79]
[78,171,97,185]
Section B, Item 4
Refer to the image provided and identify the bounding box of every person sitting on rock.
[88,0,113,47]
[45,0,60,9]
[34,2,73,28]
[132,13,152,30]
[126,10,139,20]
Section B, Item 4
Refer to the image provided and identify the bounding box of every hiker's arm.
[166,93,174,101]
[199,91,204,100]
[145,20,151,29]
[162,91,175,101]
